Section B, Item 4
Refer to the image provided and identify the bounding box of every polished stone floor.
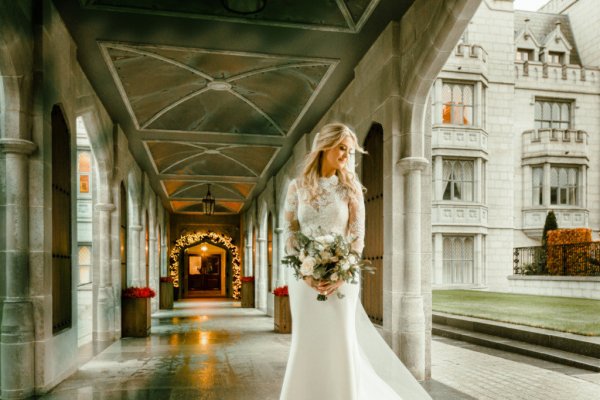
[40,299,600,400]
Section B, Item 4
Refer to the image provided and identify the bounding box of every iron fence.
[513,242,600,276]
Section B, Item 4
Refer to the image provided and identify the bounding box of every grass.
[432,290,600,336]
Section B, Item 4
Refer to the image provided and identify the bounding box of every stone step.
[433,323,600,372]
[433,312,600,359]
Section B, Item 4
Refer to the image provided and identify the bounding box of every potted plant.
[241,276,255,308]
[159,277,174,310]
[121,287,156,337]
[273,285,291,333]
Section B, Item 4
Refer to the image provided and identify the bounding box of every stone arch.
[169,231,242,299]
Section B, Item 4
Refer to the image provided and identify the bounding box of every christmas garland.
[169,231,241,299]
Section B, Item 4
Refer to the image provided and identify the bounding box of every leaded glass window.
[535,100,571,129]
[443,159,474,202]
[442,82,474,125]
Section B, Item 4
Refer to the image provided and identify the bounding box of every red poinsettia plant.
[122,287,156,299]
[160,276,174,283]
[241,276,255,283]
[273,285,289,297]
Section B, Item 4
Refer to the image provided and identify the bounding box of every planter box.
[122,297,151,337]
[159,281,174,309]
[241,281,255,308]
[274,295,292,333]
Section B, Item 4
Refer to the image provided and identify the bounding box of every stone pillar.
[245,242,253,277]
[434,155,443,200]
[257,237,267,312]
[94,202,116,341]
[433,233,443,285]
[149,231,158,312]
[433,79,443,125]
[275,227,286,286]
[129,225,143,286]
[543,163,551,207]
[0,138,37,399]
[397,156,428,381]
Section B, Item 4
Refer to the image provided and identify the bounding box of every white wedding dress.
[279,175,432,400]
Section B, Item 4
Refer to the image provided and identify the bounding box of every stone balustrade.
[432,125,488,154]
[515,61,599,88]
[432,203,488,228]
[522,128,588,161]
[522,208,588,235]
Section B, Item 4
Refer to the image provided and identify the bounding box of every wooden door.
[52,105,72,334]
[361,123,384,324]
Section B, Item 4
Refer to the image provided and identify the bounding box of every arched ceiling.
[53,0,415,215]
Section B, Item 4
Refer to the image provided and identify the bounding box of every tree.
[542,211,558,247]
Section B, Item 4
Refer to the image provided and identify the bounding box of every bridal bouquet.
[282,230,373,301]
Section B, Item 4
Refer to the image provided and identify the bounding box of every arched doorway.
[51,105,72,334]
[267,213,274,293]
[184,242,228,297]
[120,183,127,288]
[169,231,242,299]
[145,210,149,286]
[362,123,384,324]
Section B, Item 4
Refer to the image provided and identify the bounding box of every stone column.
[148,231,158,312]
[245,241,253,277]
[0,138,37,399]
[256,237,267,312]
[433,233,443,285]
[129,225,143,286]
[433,80,443,125]
[543,163,551,207]
[94,202,116,341]
[275,227,286,286]
[397,156,428,381]
[434,155,443,200]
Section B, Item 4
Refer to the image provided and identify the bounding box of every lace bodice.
[284,175,365,255]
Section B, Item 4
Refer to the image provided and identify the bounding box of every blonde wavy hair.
[298,123,366,202]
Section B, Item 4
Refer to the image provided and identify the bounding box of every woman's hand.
[317,279,344,297]
[303,276,344,296]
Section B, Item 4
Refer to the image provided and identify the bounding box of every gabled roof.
[514,11,581,65]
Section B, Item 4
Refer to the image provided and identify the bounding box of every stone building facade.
[430,0,600,291]
[0,0,482,398]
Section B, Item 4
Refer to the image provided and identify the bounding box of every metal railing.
[513,242,600,276]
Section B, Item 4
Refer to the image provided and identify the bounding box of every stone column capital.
[0,138,37,155]
[130,225,143,232]
[95,203,116,212]
[257,237,267,242]
[397,157,429,174]
[274,228,284,234]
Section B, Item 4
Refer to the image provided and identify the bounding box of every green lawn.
[432,290,600,336]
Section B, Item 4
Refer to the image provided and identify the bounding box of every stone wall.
[508,275,600,299]
[0,1,169,396]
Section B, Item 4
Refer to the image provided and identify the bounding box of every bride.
[279,123,432,400]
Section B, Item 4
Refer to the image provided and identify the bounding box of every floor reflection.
[39,299,286,400]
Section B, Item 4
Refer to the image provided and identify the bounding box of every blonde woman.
[279,123,431,400]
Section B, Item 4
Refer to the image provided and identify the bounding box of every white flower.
[348,254,357,265]
[299,250,307,261]
[330,273,339,282]
[315,234,335,245]
[340,261,350,271]
[300,256,316,276]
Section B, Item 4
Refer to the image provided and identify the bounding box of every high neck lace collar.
[319,174,338,186]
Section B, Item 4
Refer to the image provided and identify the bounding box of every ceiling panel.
[82,0,381,32]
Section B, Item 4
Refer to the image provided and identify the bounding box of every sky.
[513,0,551,11]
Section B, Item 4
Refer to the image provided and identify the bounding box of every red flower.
[160,276,174,283]
[273,285,289,297]
[241,276,255,283]
[122,287,156,298]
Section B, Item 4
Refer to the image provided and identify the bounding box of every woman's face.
[322,136,354,172]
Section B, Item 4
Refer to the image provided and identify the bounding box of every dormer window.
[516,48,534,62]
[547,51,564,64]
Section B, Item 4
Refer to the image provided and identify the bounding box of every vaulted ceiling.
[54,0,415,215]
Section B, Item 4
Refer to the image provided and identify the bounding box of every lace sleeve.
[284,179,300,255]
[347,181,365,255]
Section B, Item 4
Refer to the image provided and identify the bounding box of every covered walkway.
[39,300,600,400]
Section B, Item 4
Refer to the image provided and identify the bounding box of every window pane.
[543,103,551,121]
[78,152,91,173]
[79,175,90,194]
[442,84,451,103]
[463,85,473,106]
